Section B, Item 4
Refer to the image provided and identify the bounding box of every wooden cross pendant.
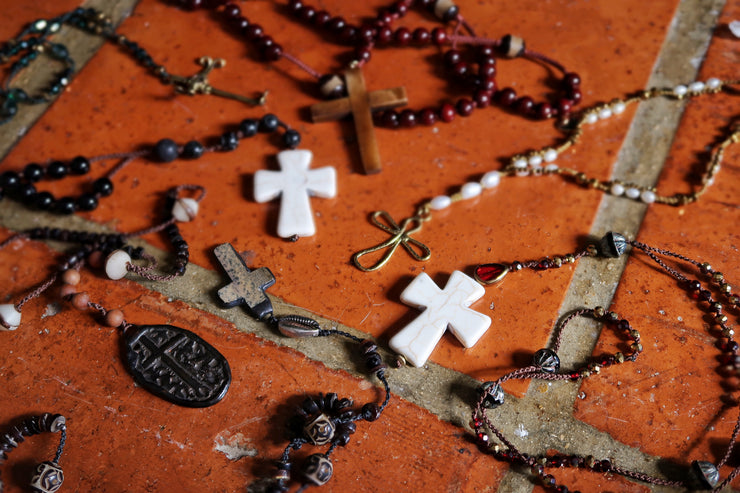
[310,67,407,175]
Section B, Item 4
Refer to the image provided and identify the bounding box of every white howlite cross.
[389,270,491,368]
[254,150,337,238]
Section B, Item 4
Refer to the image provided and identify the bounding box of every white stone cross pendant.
[254,150,337,238]
[389,270,491,368]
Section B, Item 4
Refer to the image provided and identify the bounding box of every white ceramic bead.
[610,183,625,196]
[515,168,529,177]
[512,158,527,169]
[706,77,721,90]
[598,107,613,120]
[105,250,131,280]
[640,190,656,203]
[480,171,501,188]
[528,154,543,166]
[585,113,598,124]
[171,197,199,222]
[612,101,626,114]
[433,0,456,20]
[688,81,705,93]
[544,164,559,173]
[543,149,558,162]
[0,304,21,330]
[460,182,482,199]
[625,187,641,199]
[430,195,452,210]
[673,84,688,97]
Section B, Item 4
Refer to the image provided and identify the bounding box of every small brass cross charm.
[168,56,268,106]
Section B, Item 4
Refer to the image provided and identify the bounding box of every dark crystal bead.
[0,171,20,189]
[54,197,76,214]
[532,348,560,373]
[301,397,320,415]
[220,131,239,151]
[598,232,628,257]
[478,381,505,409]
[154,138,179,162]
[76,193,98,211]
[183,140,204,158]
[361,403,381,421]
[34,191,54,210]
[23,163,44,182]
[282,129,301,149]
[260,114,280,132]
[46,161,68,179]
[240,119,259,137]
[15,183,36,202]
[93,177,113,197]
[69,156,91,175]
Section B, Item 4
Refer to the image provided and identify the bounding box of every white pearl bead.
[640,190,656,203]
[706,77,721,90]
[543,149,558,162]
[585,113,598,124]
[625,187,641,199]
[544,164,559,173]
[0,304,21,330]
[610,183,625,196]
[598,107,613,120]
[172,198,199,222]
[480,171,501,188]
[460,182,482,199]
[105,250,132,280]
[611,101,626,114]
[673,84,688,97]
[430,195,452,210]
[512,158,527,169]
[528,155,543,166]
[515,168,529,177]
[688,81,705,93]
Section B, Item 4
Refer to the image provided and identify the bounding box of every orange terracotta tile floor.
[0,0,738,491]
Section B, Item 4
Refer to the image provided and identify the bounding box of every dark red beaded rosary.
[0,413,67,493]
[472,233,740,492]
[0,113,300,216]
[213,243,391,491]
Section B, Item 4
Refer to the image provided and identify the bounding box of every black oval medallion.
[123,324,231,407]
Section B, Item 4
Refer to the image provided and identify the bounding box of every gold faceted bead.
[565,254,575,263]
[722,328,735,338]
[593,306,606,318]
[575,173,588,185]
[700,262,713,274]
[581,370,591,378]
[713,272,725,283]
[615,352,625,363]
[715,313,729,324]
[631,342,643,352]
[729,296,740,306]
[590,364,601,374]
[553,257,563,267]
[607,311,619,321]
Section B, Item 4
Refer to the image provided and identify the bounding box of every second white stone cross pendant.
[254,150,337,238]
[389,270,491,367]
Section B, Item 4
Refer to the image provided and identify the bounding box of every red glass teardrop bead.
[474,263,509,285]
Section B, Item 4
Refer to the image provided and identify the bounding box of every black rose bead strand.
[0,113,299,215]
[0,185,205,331]
[0,413,67,493]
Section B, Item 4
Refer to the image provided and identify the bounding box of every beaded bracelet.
[0,113,299,216]
[0,184,204,331]
[0,7,266,125]
[0,413,67,493]
[213,243,391,490]
[472,232,740,492]
[352,78,740,271]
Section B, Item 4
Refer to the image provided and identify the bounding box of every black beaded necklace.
[472,233,740,492]
[0,113,300,216]
[0,413,67,493]
[212,243,391,491]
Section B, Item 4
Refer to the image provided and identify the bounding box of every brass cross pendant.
[168,56,268,106]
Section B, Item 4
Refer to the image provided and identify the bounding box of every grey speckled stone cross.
[214,243,275,320]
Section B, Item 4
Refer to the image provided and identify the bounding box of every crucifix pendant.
[168,56,268,106]
[310,67,408,175]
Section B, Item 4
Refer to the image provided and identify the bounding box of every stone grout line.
[497,0,729,492]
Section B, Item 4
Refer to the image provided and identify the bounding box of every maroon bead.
[381,110,399,128]
[478,46,495,58]
[399,109,417,127]
[314,10,330,26]
[328,16,346,32]
[535,102,553,119]
[451,62,469,78]
[413,27,430,44]
[339,26,357,43]
[495,88,516,106]
[244,24,264,40]
[204,0,227,7]
[185,0,204,9]
[479,63,496,78]
[418,108,437,125]
[376,10,394,25]
[477,76,496,92]
[443,49,462,67]
[222,2,240,18]
[263,44,283,61]
[473,90,492,108]
[358,25,375,42]
[392,0,408,15]
[431,27,447,46]
[234,16,249,31]
[299,5,316,21]
[563,72,581,88]
[439,103,456,122]
[479,55,496,67]
[394,27,411,45]
[355,47,372,63]
[288,0,303,14]
[456,98,475,116]
[568,88,582,105]
[514,96,535,115]
[557,98,573,115]
[377,26,393,44]
[258,35,274,49]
